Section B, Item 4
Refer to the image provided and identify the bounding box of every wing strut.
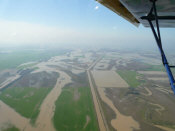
[141,0,175,94]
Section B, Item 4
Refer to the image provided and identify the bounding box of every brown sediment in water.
[92,71,129,88]
[148,102,165,115]
[0,100,31,130]
[25,63,72,131]
[141,87,152,96]
[98,87,140,131]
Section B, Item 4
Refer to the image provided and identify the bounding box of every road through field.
[87,56,109,131]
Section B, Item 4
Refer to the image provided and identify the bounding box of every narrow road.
[87,56,109,131]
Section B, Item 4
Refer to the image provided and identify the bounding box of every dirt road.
[87,56,109,131]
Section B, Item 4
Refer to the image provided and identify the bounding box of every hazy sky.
[0,0,174,50]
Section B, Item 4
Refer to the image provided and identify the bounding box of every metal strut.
[141,0,175,95]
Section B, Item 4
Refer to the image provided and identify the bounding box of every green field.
[0,49,67,70]
[0,87,52,124]
[53,87,99,131]
[1,125,19,131]
[117,70,141,87]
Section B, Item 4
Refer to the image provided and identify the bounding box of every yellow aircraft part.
[96,0,139,26]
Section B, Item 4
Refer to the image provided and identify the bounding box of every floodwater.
[142,87,152,96]
[92,71,129,88]
[26,62,72,131]
[0,100,31,130]
[0,57,72,131]
[98,88,140,131]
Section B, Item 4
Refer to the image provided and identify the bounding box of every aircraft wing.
[97,0,175,27]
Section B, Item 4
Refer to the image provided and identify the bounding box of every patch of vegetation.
[1,124,19,131]
[53,87,99,131]
[0,49,67,70]
[117,70,141,87]
[0,87,52,124]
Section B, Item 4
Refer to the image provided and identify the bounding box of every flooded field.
[25,71,72,131]
[92,71,129,88]
[1,48,175,131]
[0,100,30,130]
[98,88,140,131]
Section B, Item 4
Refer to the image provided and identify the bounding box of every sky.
[0,0,174,51]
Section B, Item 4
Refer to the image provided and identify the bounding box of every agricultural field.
[53,86,99,131]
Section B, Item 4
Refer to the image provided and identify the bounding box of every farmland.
[53,86,99,131]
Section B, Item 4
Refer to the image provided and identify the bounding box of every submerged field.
[53,86,99,131]
[0,86,52,124]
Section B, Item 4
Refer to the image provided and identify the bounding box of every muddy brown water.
[98,88,140,131]
[92,71,129,88]
[0,62,72,131]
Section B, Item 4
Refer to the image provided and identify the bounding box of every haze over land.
[0,45,175,131]
[0,0,175,131]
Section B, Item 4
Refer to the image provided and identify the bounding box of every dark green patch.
[1,125,19,131]
[53,87,98,131]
